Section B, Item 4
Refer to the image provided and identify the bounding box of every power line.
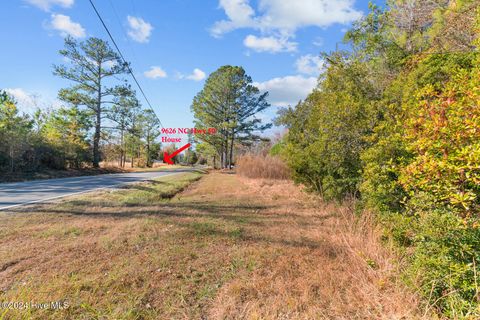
[107,0,139,64]
[87,0,164,129]
[130,0,139,19]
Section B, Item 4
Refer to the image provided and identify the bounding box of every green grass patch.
[117,173,203,206]
[37,226,83,239]
[54,172,203,211]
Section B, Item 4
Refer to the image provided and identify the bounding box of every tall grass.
[236,154,290,179]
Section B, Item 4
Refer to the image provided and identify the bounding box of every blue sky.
[1,0,383,137]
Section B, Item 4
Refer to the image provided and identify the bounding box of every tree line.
[0,37,162,175]
[275,0,480,317]
[1,38,272,175]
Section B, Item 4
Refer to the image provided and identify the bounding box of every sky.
[1,0,383,139]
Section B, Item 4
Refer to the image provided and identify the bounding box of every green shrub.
[372,52,480,318]
[409,211,480,318]
[277,3,480,318]
[277,54,375,200]
[398,53,480,216]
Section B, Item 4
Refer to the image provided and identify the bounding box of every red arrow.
[163,143,191,165]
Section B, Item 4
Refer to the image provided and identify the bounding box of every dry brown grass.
[0,172,426,319]
[208,177,425,320]
[236,154,290,179]
[100,161,171,169]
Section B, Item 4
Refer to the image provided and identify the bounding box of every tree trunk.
[9,145,14,173]
[93,110,101,168]
[146,132,151,167]
[224,134,229,169]
[93,68,102,168]
[131,143,135,168]
[229,130,234,170]
[220,142,224,169]
[120,128,125,168]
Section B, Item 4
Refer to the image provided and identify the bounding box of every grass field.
[0,171,424,319]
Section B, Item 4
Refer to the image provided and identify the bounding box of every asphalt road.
[0,169,191,211]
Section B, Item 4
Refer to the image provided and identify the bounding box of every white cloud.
[127,16,153,43]
[4,88,37,110]
[4,88,61,114]
[257,0,362,33]
[144,66,167,79]
[243,35,297,53]
[211,0,362,36]
[254,75,317,107]
[49,14,86,38]
[295,54,324,75]
[176,68,207,81]
[211,0,256,37]
[5,88,65,114]
[186,68,206,81]
[25,0,74,11]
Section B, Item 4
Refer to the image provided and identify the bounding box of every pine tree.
[138,109,161,167]
[108,84,139,168]
[191,66,271,169]
[53,36,129,167]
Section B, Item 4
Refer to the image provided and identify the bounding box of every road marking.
[0,172,180,212]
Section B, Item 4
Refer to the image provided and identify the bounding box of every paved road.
[0,169,192,211]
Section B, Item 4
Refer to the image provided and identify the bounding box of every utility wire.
[130,0,139,19]
[87,0,164,129]
[107,0,139,64]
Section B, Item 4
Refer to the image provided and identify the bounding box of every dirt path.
[0,172,422,319]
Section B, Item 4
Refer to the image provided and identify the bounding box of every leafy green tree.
[0,91,33,172]
[429,0,479,52]
[124,105,144,168]
[108,84,139,167]
[277,53,376,199]
[278,1,480,316]
[184,150,198,166]
[138,109,161,167]
[195,142,218,167]
[40,105,91,168]
[53,36,129,167]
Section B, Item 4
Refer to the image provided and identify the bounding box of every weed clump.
[236,154,290,180]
